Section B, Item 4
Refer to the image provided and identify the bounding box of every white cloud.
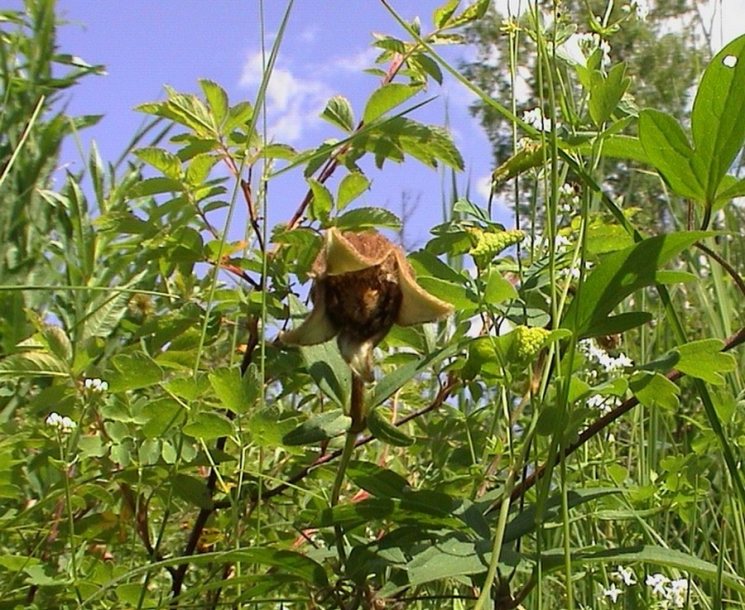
[475,173,493,201]
[331,46,380,74]
[238,51,331,143]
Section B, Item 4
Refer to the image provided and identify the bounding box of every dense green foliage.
[1,1,744,609]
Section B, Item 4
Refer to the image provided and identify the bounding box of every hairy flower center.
[324,258,403,346]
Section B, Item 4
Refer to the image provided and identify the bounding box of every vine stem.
[331,373,366,567]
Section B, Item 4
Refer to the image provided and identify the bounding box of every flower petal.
[324,228,392,276]
[394,251,454,326]
[279,283,338,346]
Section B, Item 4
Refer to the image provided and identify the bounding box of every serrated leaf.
[209,366,258,414]
[363,83,421,124]
[674,338,736,385]
[129,177,183,198]
[224,101,254,133]
[307,178,333,222]
[107,352,163,392]
[335,206,401,230]
[0,351,69,377]
[134,147,182,180]
[200,79,229,128]
[282,410,351,446]
[433,0,460,28]
[321,95,355,132]
[142,398,185,438]
[183,412,234,440]
[367,407,414,446]
[185,153,218,186]
[337,172,370,210]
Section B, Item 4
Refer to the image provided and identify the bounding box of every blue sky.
[53,1,744,247]
[55,1,494,247]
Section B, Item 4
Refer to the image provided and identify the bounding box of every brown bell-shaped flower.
[280,228,453,381]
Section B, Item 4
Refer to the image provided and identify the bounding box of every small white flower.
[670,578,689,607]
[602,583,623,603]
[522,107,553,132]
[646,573,670,598]
[615,565,637,586]
[84,378,109,393]
[46,412,77,433]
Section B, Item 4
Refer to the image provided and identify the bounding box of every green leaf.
[363,83,422,124]
[691,33,745,202]
[715,175,745,204]
[367,406,414,447]
[209,365,258,414]
[0,351,69,377]
[433,0,460,28]
[674,338,736,385]
[134,147,182,180]
[247,406,301,449]
[299,338,350,408]
[540,545,745,593]
[129,177,183,198]
[108,352,163,392]
[223,101,253,133]
[307,178,333,222]
[372,343,460,407]
[185,153,218,186]
[199,79,229,128]
[580,311,653,338]
[483,268,517,304]
[416,276,477,312]
[597,135,649,164]
[321,95,355,132]
[629,371,680,411]
[335,206,401,230]
[142,398,185,438]
[183,412,234,440]
[347,461,410,498]
[639,109,704,201]
[282,410,351,446]
[337,172,370,210]
[172,474,213,509]
[589,63,630,126]
[562,231,709,338]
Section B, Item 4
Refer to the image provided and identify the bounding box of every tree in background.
[462,0,707,226]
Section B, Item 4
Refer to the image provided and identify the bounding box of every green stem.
[474,467,517,610]
[331,373,366,568]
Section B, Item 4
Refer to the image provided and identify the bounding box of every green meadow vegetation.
[1,0,744,608]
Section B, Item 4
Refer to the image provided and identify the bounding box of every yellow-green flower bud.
[514,325,550,362]
[468,228,525,267]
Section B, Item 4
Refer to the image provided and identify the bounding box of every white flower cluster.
[580,339,633,374]
[559,182,581,213]
[522,107,553,133]
[603,565,637,603]
[84,378,109,393]
[46,412,77,433]
[646,573,689,608]
[586,393,618,415]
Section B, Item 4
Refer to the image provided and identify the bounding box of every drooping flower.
[280,228,453,381]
